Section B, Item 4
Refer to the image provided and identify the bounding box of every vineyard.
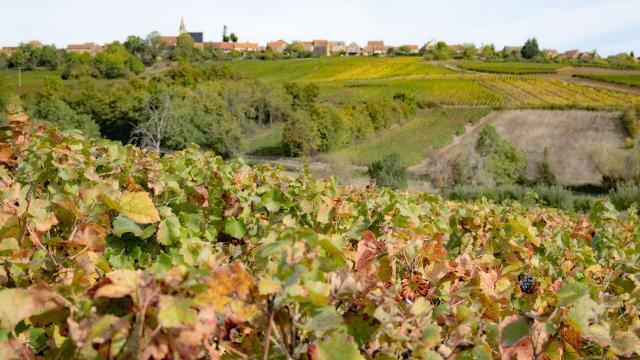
[480,77,640,108]
[2,109,640,359]
[231,57,452,82]
[457,62,565,74]
[573,73,640,88]
[320,79,503,107]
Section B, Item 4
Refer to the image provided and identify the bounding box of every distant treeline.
[10,63,421,158]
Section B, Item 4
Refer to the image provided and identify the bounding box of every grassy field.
[245,123,285,155]
[573,73,640,88]
[319,79,502,106]
[458,61,566,74]
[0,69,61,93]
[231,56,453,82]
[328,108,490,165]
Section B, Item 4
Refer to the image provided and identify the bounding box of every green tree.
[229,33,238,43]
[173,33,195,61]
[462,44,477,59]
[475,124,527,185]
[222,25,230,42]
[481,44,496,59]
[368,153,408,189]
[424,42,452,60]
[521,38,540,59]
[282,111,319,156]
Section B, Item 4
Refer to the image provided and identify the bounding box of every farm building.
[267,40,288,53]
[67,42,103,54]
[365,41,386,55]
[346,42,361,55]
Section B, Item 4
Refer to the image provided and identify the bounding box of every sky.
[1,0,639,56]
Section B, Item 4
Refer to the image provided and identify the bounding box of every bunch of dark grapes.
[400,349,412,359]
[518,273,535,294]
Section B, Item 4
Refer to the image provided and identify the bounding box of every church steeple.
[179,17,187,34]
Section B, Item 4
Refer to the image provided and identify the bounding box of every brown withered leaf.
[91,270,143,299]
[195,263,258,323]
[70,223,107,252]
[355,230,386,272]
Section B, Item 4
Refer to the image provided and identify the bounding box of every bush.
[281,111,319,156]
[534,184,574,210]
[609,184,640,211]
[622,108,638,138]
[475,125,527,185]
[537,147,556,185]
[368,153,408,189]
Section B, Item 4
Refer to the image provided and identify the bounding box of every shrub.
[282,111,319,156]
[534,185,574,210]
[537,147,556,185]
[622,108,638,138]
[475,125,527,185]
[475,124,500,156]
[483,141,527,185]
[609,184,640,211]
[368,153,408,189]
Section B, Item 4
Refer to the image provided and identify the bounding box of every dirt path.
[408,111,499,173]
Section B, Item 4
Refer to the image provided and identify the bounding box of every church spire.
[179,17,187,34]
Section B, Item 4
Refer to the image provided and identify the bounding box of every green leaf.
[558,282,589,306]
[156,216,181,245]
[158,296,197,328]
[112,215,144,237]
[500,317,532,347]
[224,218,246,239]
[304,306,342,332]
[315,329,364,360]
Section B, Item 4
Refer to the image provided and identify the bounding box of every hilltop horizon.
[1,0,639,56]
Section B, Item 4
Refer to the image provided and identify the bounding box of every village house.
[403,45,419,54]
[27,40,43,47]
[365,41,386,55]
[543,49,558,57]
[502,46,521,54]
[449,44,465,55]
[420,41,437,53]
[267,40,288,53]
[331,41,346,54]
[302,42,314,52]
[67,42,103,54]
[312,40,332,56]
[1,47,17,56]
[346,42,361,56]
[233,42,260,52]
[205,42,235,52]
[562,49,580,60]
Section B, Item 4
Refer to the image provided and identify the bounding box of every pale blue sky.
[1,0,639,56]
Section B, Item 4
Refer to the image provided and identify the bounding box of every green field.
[574,73,640,88]
[231,56,452,82]
[329,108,490,165]
[245,123,286,155]
[0,69,61,93]
[458,61,565,74]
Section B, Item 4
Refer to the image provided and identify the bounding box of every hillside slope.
[412,110,626,186]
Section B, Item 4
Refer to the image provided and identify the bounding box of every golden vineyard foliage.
[2,109,640,359]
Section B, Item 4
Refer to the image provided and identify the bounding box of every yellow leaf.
[93,270,142,299]
[101,191,160,224]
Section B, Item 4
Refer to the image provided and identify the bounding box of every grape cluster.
[400,349,413,359]
[518,273,535,294]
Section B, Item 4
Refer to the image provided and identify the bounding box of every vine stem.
[263,310,275,360]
